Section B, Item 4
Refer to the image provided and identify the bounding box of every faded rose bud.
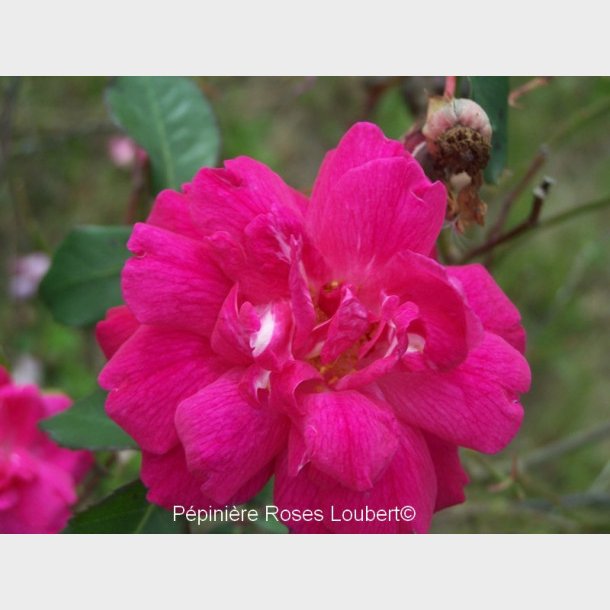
[423,98,492,145]
[423,98,492,177]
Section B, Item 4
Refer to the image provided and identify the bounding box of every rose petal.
[379,332,530,453]
[99,326,225,454]
[175,370,287,504]
[123,223,231,337]
[299,390,399,491]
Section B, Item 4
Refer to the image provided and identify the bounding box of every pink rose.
[97,122,530,533]
[0,368,93,533]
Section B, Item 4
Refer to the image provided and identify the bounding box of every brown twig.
[508,77,552,108]
[537,194,610,231]
[486,146,549,242]
[461,177,554,263]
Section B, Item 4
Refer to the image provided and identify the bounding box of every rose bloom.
[97,123,530,533]
[0,367,92,533]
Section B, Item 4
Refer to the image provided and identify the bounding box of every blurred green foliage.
[0,76,608,533]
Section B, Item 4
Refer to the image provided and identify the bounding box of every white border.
[1,535,606,606]
[2,1,608,74]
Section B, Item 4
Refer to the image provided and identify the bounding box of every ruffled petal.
[141,446,211,510]
[308,154,446,280]
[311,122,405,206]
[368,251,483,369]
[95,305,139,359]
[320,286,369,365]
[189,156,303,239]
[99,326,225,454]
[142,446,273,512]
[210,287,292,370]
[0,454,76,534]
[448,264,526,353]
[210,285,258,365]
[297,390,399,491]
[123,223,231,337]
[275,422,437,534]
[379,332,531,453]
[0,385,44,450]
[175,370,287,504]
[147,189,203,240]
[424,433,469,511]
[268,361,322,419]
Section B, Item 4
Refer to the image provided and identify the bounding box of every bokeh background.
[0,76,608,532]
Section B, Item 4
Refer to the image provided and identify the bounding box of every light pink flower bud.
[107,136,138,168]
[8,252,50,300]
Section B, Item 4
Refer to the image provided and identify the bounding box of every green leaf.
[40,388,137,450]
[40,225,131,327]
[469,76,509,183]
[64,480,185,534]
[106,76,220,191]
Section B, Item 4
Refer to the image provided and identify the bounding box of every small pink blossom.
[8,252,50,300]
[0,368,93,533]
[107,135,144,169]
[97,122,530,533]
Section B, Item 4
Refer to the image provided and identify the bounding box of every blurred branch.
[589,460,610,493]
[486,146,549,243]
[547,95,610,148]
[464,193,610,265]
[0,77,21,181]
[537,195,610,231]
[519,420,610,470]
[9,122,116,157]
[461,177,553,262]
[522,492,610,512]
[508,77,552,108]
[468,420,610,486]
